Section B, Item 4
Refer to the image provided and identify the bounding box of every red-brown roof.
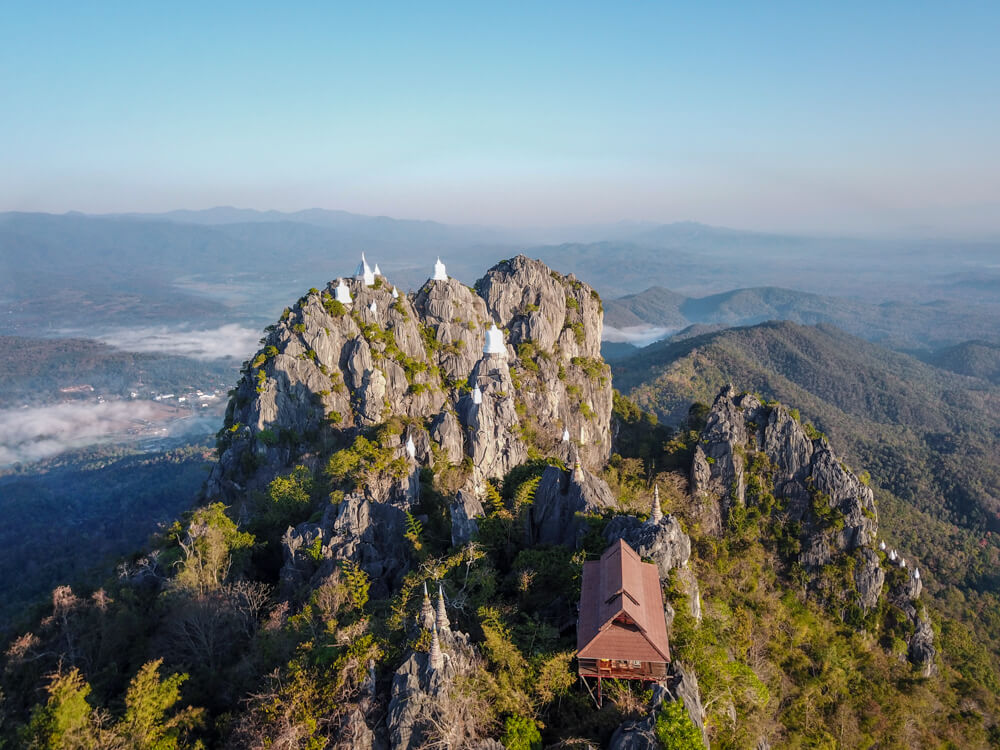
[577,538,670,662]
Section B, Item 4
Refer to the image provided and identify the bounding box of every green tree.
[117,659,203,749]
[654,699,704,749]
[173,503,255,594]
[23,669,95,750]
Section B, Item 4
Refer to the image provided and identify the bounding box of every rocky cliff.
[690,385,934,673]
[207,255,612,504]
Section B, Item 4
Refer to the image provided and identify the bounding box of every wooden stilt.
[580,675,600,710]
[598,676,602,708]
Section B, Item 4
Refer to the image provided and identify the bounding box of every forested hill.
[613,320,1000,701]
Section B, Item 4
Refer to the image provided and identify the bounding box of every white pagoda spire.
[914,568,920,580]
[436,584,450,632]
[472,384,483,405]
[879,540,886,551]
[483,324,506,356]
[561,427,570,442]
[428,624,444,671]
[405,434,416,459]
[334,279,352,304]
[572,453,584,482]
[650,485,663,523]
[419,581,435,630]
[355,253,375,287]
[374,263,382,276]
[391,286,399,299]
[369,301,378,315]
[889,549,897,562]
[433,256,448,281]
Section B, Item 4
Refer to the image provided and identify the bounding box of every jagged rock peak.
[207,254,613,502]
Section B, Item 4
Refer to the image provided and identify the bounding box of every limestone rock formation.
[207,254,613,503]
[386,628,481,750]
[528,463,617,547]
[692,385,877,559]
[692,384,932,670]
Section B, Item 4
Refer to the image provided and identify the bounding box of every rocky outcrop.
[692,384,935,671]
[449,490,484,547]
[691,385,877,560]
[387,628,481,750]
[853,547,885,610]
[908,611,936,677]
[603,514,691,581]
[528,463,617,547]
[280,492,415,598]
[207,255,613,503]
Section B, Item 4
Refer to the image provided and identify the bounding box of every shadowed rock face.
[528,464,617,547]
[207,255,613,501]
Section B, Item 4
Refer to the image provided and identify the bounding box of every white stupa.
[650,485,663,523]
[914,568,920,580]
[405,434,416,459]
[483,324,506,356]
[355,253,375,286]
[391,286,399,299]
[900,558,906,568]
[369,301,378,315]
[472,384,483,405]
[433,256,448,281]
[374,263,382,276]
[889,549,897,562]
[334,279,352,304]
[879,540,886,551]
[561,427,570,442]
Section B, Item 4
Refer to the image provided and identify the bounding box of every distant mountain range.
[3,210,999,347]
[604,285,1000,353]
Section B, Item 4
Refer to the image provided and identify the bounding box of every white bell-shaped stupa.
[334,279,352,304]
[561,427,570,442]
[369,301,378,315]
[374,263,382,276]
[889,549,897,562]
[405,434,416,459]
[914,568,920,580]
[355,253,375,287]
[433,256,448,281]
[391,286,399,299]
[900,558,906,568]
[483,324,506,356]
[472,384,483,405]
[879,540,886,551]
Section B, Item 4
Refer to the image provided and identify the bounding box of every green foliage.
[565,295,579,310]
[171,502,255,594]
[404,511,424,552]
[501,714,542,750]
[118,659,202,749]
[654,699,704,749]
[571,356,606,380]
[340,560,370,611]
[262,465,316,530]
[324,426,410,491]
[23,669,95,749]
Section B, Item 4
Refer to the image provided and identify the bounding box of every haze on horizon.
[2,1,998,237]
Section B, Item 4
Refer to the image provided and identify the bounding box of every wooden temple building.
[577,537,670,704]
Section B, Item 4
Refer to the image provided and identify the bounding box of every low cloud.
[0,401,195,467]
[94,323,260,360]
[602,325,672,347]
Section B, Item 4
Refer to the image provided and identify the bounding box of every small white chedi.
[433,257,448,281]
[472,384,483,405]
[334,279,352,304]
[355,253,375,287]
[405,434,416,459]
[483,323,506,356]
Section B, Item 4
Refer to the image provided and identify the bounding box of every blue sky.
[1,1,998,234]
